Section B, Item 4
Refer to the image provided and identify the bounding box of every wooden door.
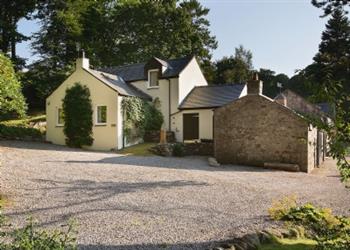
[183,113,199,141]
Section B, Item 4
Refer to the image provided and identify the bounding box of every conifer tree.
[312,7,350,180]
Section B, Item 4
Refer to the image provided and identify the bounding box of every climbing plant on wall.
[121,97,163,143]
[63,83,93,148]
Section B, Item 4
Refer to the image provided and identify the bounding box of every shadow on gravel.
[0,140,114,154]
[1,140,277,173]
[6,179,209,226]
[63,156,274,173]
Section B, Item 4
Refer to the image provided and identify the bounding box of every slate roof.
[317,102,334,117]
[100,56,193,82]
[86,69,151,100]
[274,90,329,118]
[179,84,246,109]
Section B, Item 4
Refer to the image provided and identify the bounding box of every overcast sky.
[17,0,331,76]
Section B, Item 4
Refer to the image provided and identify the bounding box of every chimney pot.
[247,72,263,95]
[76,49,89,69]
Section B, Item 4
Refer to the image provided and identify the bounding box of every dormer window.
[148,69,159,88]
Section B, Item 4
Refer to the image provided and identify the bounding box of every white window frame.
[95,105,107,125]
[56,107,64,127]
[148,69,159,89]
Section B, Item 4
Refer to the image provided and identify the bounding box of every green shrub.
[269,197,350,249]
[0,195,77,250]
[0,124,43,140]
[0,53,27,120]
[172,143,185,157]
[269,195,298,220]
[143,100,164,132]
[0,218,77,250]
[63,83,93,148]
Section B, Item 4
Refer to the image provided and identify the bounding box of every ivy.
[121,97,163,142]
[63,83,93,148]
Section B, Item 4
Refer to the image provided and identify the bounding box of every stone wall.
[143,130,175,143]
[184,141,213,156]
[214,95,311,172]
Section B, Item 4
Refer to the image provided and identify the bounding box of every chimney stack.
[275,93,288,107]
[247,72,263,95]
[76,49,89,70]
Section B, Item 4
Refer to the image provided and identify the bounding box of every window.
[96,106,107,125]
[148,70,159,88]
[57,108,64,126]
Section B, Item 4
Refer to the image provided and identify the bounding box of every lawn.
[0,114,46,140]
[116,143,157,156]
[0,114,46,126]
[260,237,317,250]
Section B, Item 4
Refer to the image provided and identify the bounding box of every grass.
[260,237,317,250]
[0,113,46,139]
[117,143,157,156]
[0,114,46,126]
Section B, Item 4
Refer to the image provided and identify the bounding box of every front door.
[183,113,199,141]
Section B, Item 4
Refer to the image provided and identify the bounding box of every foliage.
[268,195,298,221]
[121,97,164,142]
[0,0,37,69]
[0,113,45,140]
[23,0,217,110]
[305,7,350,181]
[172,143,185,157]
[62,83,93,148]
[269,197,350,250]
[0,124,43,140]
[213,45,253,84]
[0,219,77,250]
[121,96,146,140]
[258,68,290,98]
[1,114,46,127]
[143,98,164,132]
[312,0,350,16]
[0,53,27,120]
[260,237,316,250]
[0,194,77,249]
[79,0,217,66]
[22,61,73,110]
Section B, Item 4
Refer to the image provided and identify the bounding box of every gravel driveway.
[0,141,349,250]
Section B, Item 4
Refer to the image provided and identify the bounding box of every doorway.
[183,113,199,141]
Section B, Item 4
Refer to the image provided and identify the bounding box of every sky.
[17,0,330,76]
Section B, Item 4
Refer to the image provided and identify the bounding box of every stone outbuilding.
[214,75,328,173]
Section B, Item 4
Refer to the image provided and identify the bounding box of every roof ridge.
[101,56,192,70]
[106,62,146,69]
[194,83,245,89]
[165,55,193,62]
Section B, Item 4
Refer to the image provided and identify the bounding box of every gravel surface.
[0,140,349,250]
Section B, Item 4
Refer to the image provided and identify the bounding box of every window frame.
[56,107,64,127]
[148,69,159,89]
[95,105,107,126]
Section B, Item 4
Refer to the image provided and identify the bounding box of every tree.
[0,53,27,120]
[312,0,350,16]
[0,0,37,69]
[284,65,318,99]
[26,0,217,110]
[84,0,217,66]
[309,7,350,181]
[62,83,93,148]
[213,45,253,84]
